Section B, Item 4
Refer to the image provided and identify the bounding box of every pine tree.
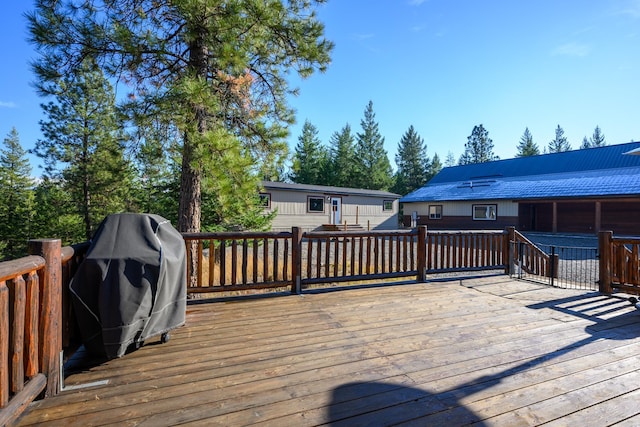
[354,101,393,190]
[580,136,591,149]
[392,125,429,195]
[548,125,572,153]
[28,0,333,237]
[589,126,606,147]
[429,153,443,178]
[459,124,498,165]
[34,59,133,239]
[0,128,34,259]
[444,151,457,167]
[289,120,329,185]
[516,127,540,157]
[30,177,84,246]
[327,124,356,187]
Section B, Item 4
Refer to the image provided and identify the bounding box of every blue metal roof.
[401,142,640,203]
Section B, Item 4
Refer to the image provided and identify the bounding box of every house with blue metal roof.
[400,141,640,235]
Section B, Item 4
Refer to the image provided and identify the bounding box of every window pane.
[309,197,324,212]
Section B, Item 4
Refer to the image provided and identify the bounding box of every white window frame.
[473,204,497,221]
[428,205,442,220]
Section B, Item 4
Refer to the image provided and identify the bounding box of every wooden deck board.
[17,276,640,426]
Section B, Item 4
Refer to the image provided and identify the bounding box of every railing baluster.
[263,238,269,282]
[253,240,259,284]
[242,239,249,285]
[220,240,226,286]
[273,239,279,282]
[209,240,215,287]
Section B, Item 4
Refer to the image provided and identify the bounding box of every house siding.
[402,200,518,229]
[264,186,400,232]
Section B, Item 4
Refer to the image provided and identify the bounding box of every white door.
[330,197,341,225]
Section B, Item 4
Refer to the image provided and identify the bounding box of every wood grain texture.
[16,276,640,426]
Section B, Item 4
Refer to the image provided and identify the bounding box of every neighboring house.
[260,181,401,232]
[400,142,640,235]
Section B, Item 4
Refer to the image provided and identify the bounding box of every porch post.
[28,239,62,397]
[505,226,515,275]
[598,231,613,294]
[552,202,558,233]
[594,201,601,233]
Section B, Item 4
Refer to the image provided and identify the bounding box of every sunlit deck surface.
[18,275,640,426]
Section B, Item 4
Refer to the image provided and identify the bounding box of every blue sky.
[2,1,640,176]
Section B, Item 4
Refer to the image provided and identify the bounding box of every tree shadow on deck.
[327,292,640,425]
[327,381,488,426]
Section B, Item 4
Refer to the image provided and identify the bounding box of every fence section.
[183,231,295,294]
[509,230,600,290]
[426,230,507,273]
[599,231,640,295]
[183,227,510,294]
[301,229,420,288]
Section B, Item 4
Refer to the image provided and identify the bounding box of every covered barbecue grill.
[70,213,187,359]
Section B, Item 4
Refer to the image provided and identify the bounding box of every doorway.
[330,197,341,225]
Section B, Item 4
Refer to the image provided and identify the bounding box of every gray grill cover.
[70,213,186,358]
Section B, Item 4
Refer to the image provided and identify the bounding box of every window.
[428,205,442,219]
[259,193,271,208]
[473,204,497,220]
[308,196,325,213]
[383,200,394,211]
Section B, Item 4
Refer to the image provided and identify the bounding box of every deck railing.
[183,227,509,294]
[426,230,507,272]
[509,229,559,279]
[0,240,88,426]
[599,231,640,295]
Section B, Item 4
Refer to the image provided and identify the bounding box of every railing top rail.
[512,230,549,258]
[304,229,417,238]
[427,230,505,235]
[182,231,293,240]
[611,237,640,245]
[0,255,45,283]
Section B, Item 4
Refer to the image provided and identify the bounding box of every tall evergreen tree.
[354,101,393,190]
[429,153,443,178]
[589,125,606,147]
[30,177,84,246]
[459,124,497,165]
[392,125,429,195]
[580,136,591,149]
[516,127,540,157]
[28,0,333,238]
[327,124,356,187]
[444,151,456,167]
[33,59,133,239]
[0,128,34,259]
[548,125,571,153]
[289,120,329,185]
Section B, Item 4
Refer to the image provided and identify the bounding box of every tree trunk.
[179,24,209,287]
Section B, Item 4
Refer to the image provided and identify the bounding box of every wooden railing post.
[28,239,62,397]
[505,227,515,275]
[598,231,613,294]
[291,227,303,294]
[416,226,427,282]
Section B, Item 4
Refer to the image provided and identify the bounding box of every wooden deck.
[16,275,640,426]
